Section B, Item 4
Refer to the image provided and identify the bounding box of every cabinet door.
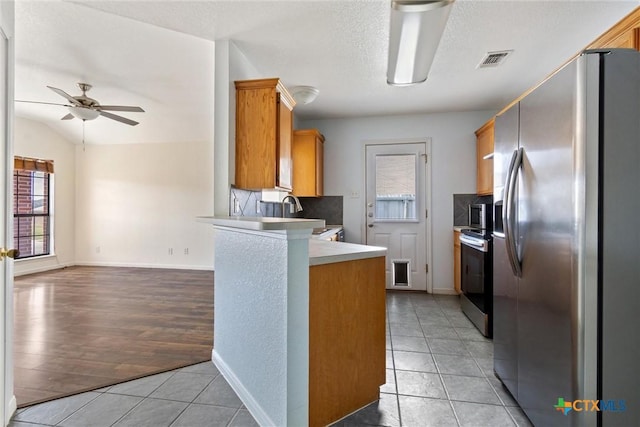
[292,130,324,197]
[475,120,494,195]
[277,96,293,191]
[608,29,637,49]
[454,231,461,294]
[315,135,324,197]
[235,86,277,189]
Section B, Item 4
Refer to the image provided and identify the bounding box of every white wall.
[301,111,495,293]
[212,227,310,426]
[13,117,76,276]
[213,40,262,216]
[74,141,214,269]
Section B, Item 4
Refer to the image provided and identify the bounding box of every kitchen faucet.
[281,194,303,217]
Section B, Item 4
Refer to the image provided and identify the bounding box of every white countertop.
[197,216,325,231]
[311,226,343,241]
[199,216,384,265]
[309,239,386,266]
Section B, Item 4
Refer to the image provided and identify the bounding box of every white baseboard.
[212,350,274,427]
[14,262,73,277]
[73,261,214,271]
[431,288,460,296]
[6,395,16,425]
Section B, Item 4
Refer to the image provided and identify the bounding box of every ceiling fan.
[18,82,145,126]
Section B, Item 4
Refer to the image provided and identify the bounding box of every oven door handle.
[459,235,488,252]
[505,147,523,278]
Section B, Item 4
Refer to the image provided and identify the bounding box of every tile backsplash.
[229,187,343,224]
[229,187,262,216]
[299,196,343,225]
[453,193,493,226]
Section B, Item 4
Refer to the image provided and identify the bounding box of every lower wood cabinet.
[454,230,461,294]
[309,257,386,427]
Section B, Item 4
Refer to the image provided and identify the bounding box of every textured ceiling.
[14,0,639,145]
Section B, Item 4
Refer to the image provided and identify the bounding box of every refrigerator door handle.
[502,149,517,269]
[505,147,524,277]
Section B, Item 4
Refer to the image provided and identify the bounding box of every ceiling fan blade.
[99,110,139,126]
[15,100,72,107]
[47,86,82,106]
[61,113,74,120]
[98,105,145,113]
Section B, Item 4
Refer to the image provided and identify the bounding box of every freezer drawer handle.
[505,147,523,277]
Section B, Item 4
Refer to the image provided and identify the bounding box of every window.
[13,157,54,259]
[375,154,417,220]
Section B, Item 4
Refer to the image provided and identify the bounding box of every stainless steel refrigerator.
[493,49,639,427]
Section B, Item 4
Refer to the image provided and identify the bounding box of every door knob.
[0,248,19,260]
[368,224,374,228]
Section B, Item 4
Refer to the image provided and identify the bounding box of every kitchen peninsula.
[198,217,387,427]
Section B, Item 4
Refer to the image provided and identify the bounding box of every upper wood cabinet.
[235,78,296,191]
[588,7,640,51]
[475,119,494,196]
[606,28,640,49]
[292,129,324,197]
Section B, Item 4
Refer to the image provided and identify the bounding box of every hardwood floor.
[13,266,214,408]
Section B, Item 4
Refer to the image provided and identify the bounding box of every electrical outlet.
[350,190,360,199]
[168,248,173,255]
[184,248,189,255]
[96,246,101,254]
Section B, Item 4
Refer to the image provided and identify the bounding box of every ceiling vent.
[477,50,513,68]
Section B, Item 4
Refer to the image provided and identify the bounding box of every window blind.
[14,156,54,173]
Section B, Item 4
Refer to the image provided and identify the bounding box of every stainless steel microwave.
[469,203,492,230]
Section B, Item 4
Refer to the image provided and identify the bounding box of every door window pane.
[375,154,417,220]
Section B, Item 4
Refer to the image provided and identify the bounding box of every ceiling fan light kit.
[387,0,455,86]
[16,82,145,126]
[69,106,100,121]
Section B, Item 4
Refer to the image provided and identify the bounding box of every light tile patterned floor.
[10,362,255,427]
[11,293,533,427]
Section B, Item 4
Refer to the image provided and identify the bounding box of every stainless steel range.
[459,228,492,338]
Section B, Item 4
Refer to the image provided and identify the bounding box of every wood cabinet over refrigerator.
[475,119,494,196]
[292,129,324,197]
[587,7,640,51]
[235,78,296,190]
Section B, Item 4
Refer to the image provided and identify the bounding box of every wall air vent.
[477,50,513,68]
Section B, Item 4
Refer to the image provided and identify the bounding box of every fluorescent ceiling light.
[387,0,455,86]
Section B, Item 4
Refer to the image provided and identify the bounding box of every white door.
[1,2,15,424]
[365,142,428,291]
